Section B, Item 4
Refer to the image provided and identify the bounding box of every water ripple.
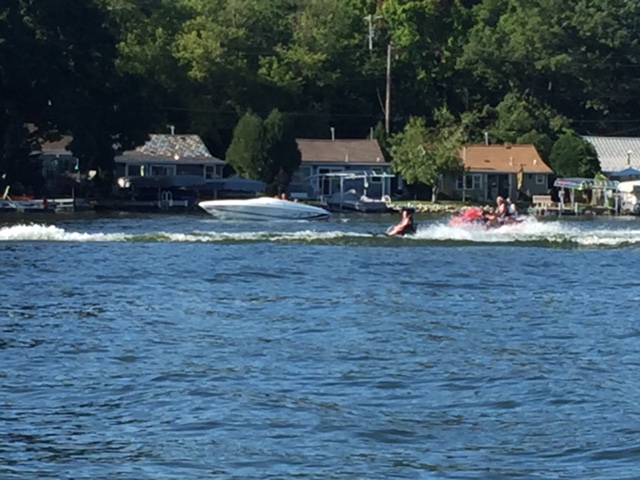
[2,215,640,478]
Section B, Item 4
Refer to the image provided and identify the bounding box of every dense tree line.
[3,0,639,193]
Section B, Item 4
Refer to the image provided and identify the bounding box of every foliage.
[0,0,159,193]
[225,111,266,180]
[389,108,474,201]
[6,0,640,194]
[479,92,567,160]
[225,109,300,186]
[548,130,600,178]
[263,109,302,188]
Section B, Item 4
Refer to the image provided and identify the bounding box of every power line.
[161,105,380,118]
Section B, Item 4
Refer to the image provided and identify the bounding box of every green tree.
[263,109,301,190]
[0,0,158,194]
[548,131,600,178]
[458,0,640,131]
[390,108,473,202]
[226,109,301,187]
[225,111,266,180]
[481,92,567,160]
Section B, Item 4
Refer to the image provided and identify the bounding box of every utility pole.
[385,42,393,135]
[365,14,382,52]
[364,14,391,134]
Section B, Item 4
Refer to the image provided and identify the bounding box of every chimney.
[533,159,538,165]
[330,127,335,141]
[484,132,489,145]
[169,125,175,135]
[370,127,374,140]
[509,156,513,166]
[345,153,349,162]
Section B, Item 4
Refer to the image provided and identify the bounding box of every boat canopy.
[609,167,640,177]
[553,177,618,191]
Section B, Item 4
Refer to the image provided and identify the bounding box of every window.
[473,174,482,188]
[127,165,142,176]
[318,167,344,195]
[291,166,312,183]
[456,174,482,190]
[150,165,175,176]
[205,165,220,179]
[177,165,201,176]
[536,174,545,185]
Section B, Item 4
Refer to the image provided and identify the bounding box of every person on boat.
[387,207,417,236]
[506,198,518,221]
[483,196,507,227]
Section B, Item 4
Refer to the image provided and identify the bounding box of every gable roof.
[34,133,225,164]
[460,144,552,174]
[582,136,640,173]
[296,139,386,164]
[117,134,224,164]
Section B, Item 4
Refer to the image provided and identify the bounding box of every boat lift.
[306,170,396,212]
[553,177,620,215]
[309,170,395,199]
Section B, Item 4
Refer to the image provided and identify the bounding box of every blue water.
[2,213,640,479]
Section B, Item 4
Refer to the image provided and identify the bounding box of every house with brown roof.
[292,138,391,198]
[441,144,553,201]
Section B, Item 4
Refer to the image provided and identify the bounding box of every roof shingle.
[296,139,386,164]
[118,134,224,164]
[460,144,552,174]
[123,134,214,159]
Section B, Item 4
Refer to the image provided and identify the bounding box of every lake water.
[2,212,640,479]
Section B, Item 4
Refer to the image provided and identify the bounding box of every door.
[487,174,511,200]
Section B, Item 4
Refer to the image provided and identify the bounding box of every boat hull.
[198,198,330,220]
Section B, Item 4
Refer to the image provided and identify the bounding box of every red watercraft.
[449,207,523,228]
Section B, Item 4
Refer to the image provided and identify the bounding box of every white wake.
[2,220,640,247]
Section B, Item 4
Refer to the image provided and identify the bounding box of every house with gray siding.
[292,138,392,199]
[441,144,553,202]
[115,134,225,180]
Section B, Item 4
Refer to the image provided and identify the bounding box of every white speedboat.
[198,197,330,220]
